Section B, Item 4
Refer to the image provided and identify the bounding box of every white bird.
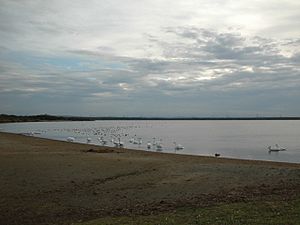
[138,138,142,145]
[156,144,163,151]
[98,137,107,145]
[118,141,124,147]
[174,142,184,151]
[114,138,124,148]
[152,138,157,146]
[268,144,286,152]
[147,142,152,149]
[87,137,91,143]
[156,140,163,151]
[67,137,75,142]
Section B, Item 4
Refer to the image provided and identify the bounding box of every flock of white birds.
[67,135,184,152]
[64,126,185,152]
[24,125,185,152]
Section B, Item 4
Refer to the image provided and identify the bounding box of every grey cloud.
[120,27,300,102]
[1,0,300,116]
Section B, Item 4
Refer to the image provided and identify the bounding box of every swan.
[98,137,107,145]
[86,137,91,143]
[119,141,124,147]
[268,144,286,152]
[156,144,163,151]
[138,138,142,145]
[174,142,184,150]
[67,137,75,142]
[152,138,157,147]
[147,142,152,149]
[156,140,163,151]
[26,132,34,136]
[114,138,124,148]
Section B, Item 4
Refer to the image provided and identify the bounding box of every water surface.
[1,120,299,163]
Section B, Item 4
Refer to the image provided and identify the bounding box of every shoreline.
[1,131,300,225]
[1,130,299,167]
[1,116,300,124]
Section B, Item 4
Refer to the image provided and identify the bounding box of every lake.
[1,120,300,163]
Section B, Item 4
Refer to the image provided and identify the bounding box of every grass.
[77,197,300,225]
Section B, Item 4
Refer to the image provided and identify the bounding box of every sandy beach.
[1,131,300,225]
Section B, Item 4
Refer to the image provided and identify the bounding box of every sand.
[0,131,300,225]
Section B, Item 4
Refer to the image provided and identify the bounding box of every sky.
[0,0,300,117]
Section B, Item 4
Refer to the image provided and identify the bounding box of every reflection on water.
[1,120,300,163]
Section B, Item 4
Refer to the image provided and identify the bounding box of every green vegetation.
[77,198,300,225]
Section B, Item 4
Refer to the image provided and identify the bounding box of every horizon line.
[1,114,300,120]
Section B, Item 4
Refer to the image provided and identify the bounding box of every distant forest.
[0,114,94,123]
[0,114,299,123]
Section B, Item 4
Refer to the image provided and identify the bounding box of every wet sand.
[1,131,300,225]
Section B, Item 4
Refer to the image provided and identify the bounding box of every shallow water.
[1,120,300,163]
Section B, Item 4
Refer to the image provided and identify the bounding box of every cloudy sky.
[0,0,300,116]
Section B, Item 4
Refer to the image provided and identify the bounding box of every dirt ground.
[1,132,300,225]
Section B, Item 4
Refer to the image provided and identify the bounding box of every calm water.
[1,120,300,163]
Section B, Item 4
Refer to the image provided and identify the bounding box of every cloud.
[0,1,300,116]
